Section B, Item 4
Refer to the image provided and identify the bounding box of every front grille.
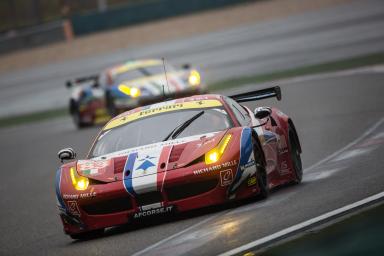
[135,191,163,206]
[165,178,218,201]
[82,196,132,215]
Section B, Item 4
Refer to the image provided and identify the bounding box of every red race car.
[56,86,302,239]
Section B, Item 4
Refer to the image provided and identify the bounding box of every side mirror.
[254,107,272,119]
[58,148,76,163]
[182,63,191,70]
[66,80,72,88]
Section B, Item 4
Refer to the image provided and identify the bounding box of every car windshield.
[90,107,233,157]
[113,65,166,84]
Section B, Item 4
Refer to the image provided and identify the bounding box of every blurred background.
[0,0,384,255]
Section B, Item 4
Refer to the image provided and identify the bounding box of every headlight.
[130,87,141,98]
[188,70,201,86]
[118,84,131,95]
[118,84,141,98]
[205,134,232,164]
[70,167,89,191]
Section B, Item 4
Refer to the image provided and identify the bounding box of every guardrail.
[0,0,256,54]
[0,20,69,55]
[71,0,256,35]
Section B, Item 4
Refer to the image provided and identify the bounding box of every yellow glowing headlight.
[205,134,232,164]
[188,70,201,86]
[130,87,141,98]
[118,84,131,95]
[118,84,141,98]
[70,167,89,191]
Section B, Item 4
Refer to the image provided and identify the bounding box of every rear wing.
[66,74,99,88]
[229,86,281,102]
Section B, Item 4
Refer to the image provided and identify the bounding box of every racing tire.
[288,124,303,184]
[72,110,88,129]
[70,100,87,129]
[105,91,118,117]
[69,229,104,240]
[252,136,269,199]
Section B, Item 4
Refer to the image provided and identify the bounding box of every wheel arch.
[288,118,302,154]
[251,129,267,167]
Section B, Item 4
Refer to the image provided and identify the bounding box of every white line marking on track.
[271,64,384,86]
[225,64,384,98]
[304,117,384,172]
[218,191,384,256]
[132,117,384,256]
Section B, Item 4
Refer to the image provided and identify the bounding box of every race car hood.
[114,71,188,97]
[76,131,227,182]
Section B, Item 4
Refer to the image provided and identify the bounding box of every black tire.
[105,91,118,117]
[69,229,104,240]
[289,125,303,184]
[253,136,269,199]
[72,109,88,129]
[70,100,87,129]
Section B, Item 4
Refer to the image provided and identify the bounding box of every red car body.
[55,88,302,239]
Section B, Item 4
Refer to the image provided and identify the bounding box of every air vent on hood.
[169,143,187,163]
[113,156,127,174]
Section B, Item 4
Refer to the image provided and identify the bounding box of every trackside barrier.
[70,0,257,36]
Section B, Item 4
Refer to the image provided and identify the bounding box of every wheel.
[69,229,104,240]
[252,136,269,199]
[105,91,118,117]
[69,100,87,129]
[72,109,87,129]
[289,125,303,184]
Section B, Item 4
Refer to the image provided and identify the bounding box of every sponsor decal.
[193,160,237,175]
[278,134,288,154]
[103,99,223,130]
[77,160,110,175]
[63,192,97,200]
[81,169,99,175]
[67,201,81,216]
[124,149,162,196]
[279,160,290,175]
[220,169,233,186]
[240,160,256,171]
[247,176,257,186]
[135,155,156,173]
[133,206,174,219]
[229,128,256,196]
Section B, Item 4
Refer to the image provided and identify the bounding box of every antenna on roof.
[162,58,171,97]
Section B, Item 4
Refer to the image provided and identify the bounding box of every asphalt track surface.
[0,0,384,117]
[1,1,384,255]
[0,70,384,255]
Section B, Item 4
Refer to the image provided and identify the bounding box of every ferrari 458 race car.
[66,59,205,128]
[56,86,302,239]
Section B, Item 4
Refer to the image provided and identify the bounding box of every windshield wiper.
[163,110,205,141]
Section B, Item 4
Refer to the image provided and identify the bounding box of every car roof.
[103,94,226,131]
[107,59,163,75]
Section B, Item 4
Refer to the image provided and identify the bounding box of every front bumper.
[59,159,259,235]
[78,99,110,125]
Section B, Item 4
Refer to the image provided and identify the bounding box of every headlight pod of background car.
[118,84,141,98]
[205,134,232,164]
[70,167,89,191]
[188,70,201,86]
